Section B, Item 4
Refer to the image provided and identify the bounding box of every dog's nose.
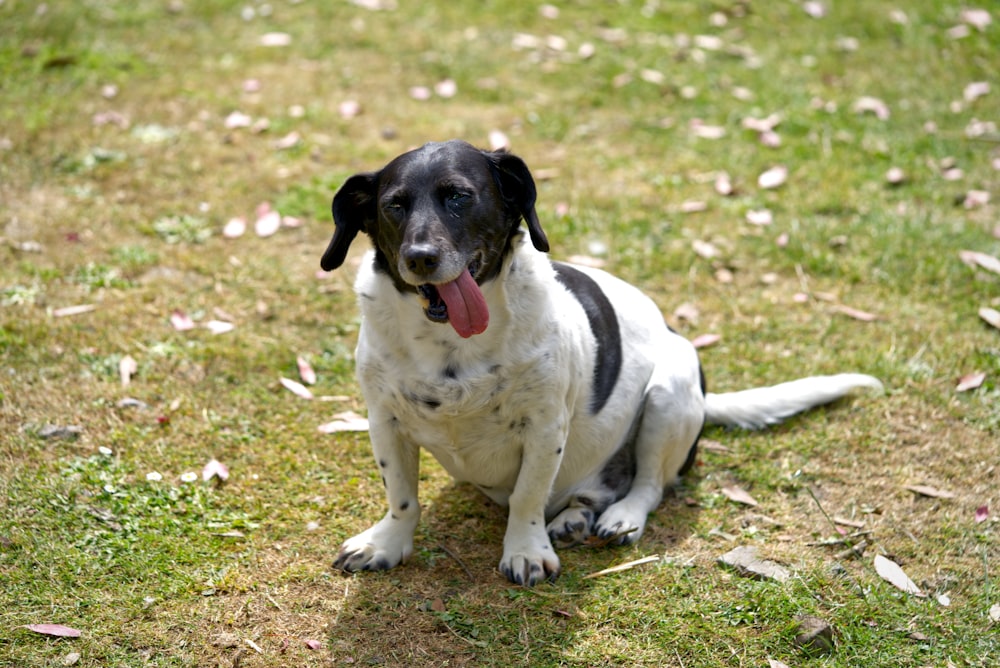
[403,244,440,276]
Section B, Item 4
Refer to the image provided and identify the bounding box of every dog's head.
[321,140,549,337]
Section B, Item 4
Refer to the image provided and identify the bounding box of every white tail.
[704,373,884,430]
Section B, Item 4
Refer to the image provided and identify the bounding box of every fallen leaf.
[24,624,82,638]
[255,210,281,237]
[202,458,229,482]
[259,32,292,47]
[980,307,1000,330]
[273,131,301,150]
[680,200,707,213]
[204,320,234,335]
[964,190,991,209]
[317,411,370,433]
[488,129,510,151]
[802,1,826,19]
[853,96,890,120]
[905,484,956,499]
[768,660,791,668]
[990,603,1000,623]
[673,302,700,323]
[222,217,246,238]
[714,172,734,196]
[874,554,924,596]
[963,81,990,103]
[224,111,253,129]
[960,8,991,31]
[718,546,790,582]
[690,120,726,139]
[304,639,324,650]
[834,304,878,321]
[434,78,457,98]
[937,593,951,607]
[885,167,906,185]
[409,85,432,101]
[692,239,719,259]
[956,372,986,392]
[691,333,721,349]
[339,100,361,119]
[741,113,781,133]
[280,377,314,400]
[297,356,316,385]
[793,616,835,656]
[38,425,82,440]
[757,165,788,189]
[958,250,1000,274]
[119,355,138,387]
[582,555,661,579]
[52,304,96,318]
[721,485,758,507]
[975,505,989,523]
[62,651,81,666]
[170,310,195,331]
[746,209,773,226]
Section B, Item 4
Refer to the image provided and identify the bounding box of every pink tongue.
[435,269,489,338]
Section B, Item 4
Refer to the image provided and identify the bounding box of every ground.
[1,1,998,666]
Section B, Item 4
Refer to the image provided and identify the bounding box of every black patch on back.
[552,262,622,414]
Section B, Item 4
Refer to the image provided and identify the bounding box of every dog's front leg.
[334,416,420,573]
[499,417,567,586]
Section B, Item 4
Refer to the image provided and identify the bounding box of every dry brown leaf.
[52,304,96,318]
[904,484,956,499]
[746,209,773,226]
[222,217,246,238]
[692,239,719,259]
[297,356,316,385]
[691,333,721,349]
[757,165,788,189]
[24,624,82,638]
[119,355,138,387]
[874,554,924,596]
[956,371,986,392]
[975,505,989,523]
[202,458,229,482]
[318,411,370,433]
[673,302,700,323]
[280,377,314,400]
[853,96,890,120]
[958,250,1000,274]
[721,485,758,507]
[980,307,1000,330]
[834,304,879,321]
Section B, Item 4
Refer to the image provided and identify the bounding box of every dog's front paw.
[499,534,561,586]
[333,520,414,573]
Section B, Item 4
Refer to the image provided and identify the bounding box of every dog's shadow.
[325,471,703,664]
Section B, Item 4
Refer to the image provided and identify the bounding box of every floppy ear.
[486,150,549,253]
[321,172,378,271]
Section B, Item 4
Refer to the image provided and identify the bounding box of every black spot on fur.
[379,459,387,468]
[552,262,623,414]
[400,500,410,511]
[443,365,458,379]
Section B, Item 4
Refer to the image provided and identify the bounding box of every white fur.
[337,234,881,584]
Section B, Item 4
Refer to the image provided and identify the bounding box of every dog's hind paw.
[546,507,594,548]
[593,502,647,546]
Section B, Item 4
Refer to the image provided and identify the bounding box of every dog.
[320,139,882,586]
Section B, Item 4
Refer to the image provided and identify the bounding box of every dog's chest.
[358,337,556,491]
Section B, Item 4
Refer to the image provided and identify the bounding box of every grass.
[1,0,998,665]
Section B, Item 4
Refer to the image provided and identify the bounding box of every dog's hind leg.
[593,376,704,544]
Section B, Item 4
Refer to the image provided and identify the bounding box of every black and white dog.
[321,140,881,586]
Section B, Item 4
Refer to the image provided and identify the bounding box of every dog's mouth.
[416,260,489,338]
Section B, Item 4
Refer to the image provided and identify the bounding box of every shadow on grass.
[325,475,702,666]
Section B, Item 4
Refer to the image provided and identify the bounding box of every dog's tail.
[704,373,884,430]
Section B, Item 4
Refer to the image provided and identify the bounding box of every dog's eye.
[445,192,470,205]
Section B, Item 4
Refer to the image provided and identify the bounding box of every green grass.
[1,0,998,665]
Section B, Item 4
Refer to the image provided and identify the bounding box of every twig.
[582,555,661,580]
[835,539,868,560]
[576,526,638,549]
[438,542,474,581]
